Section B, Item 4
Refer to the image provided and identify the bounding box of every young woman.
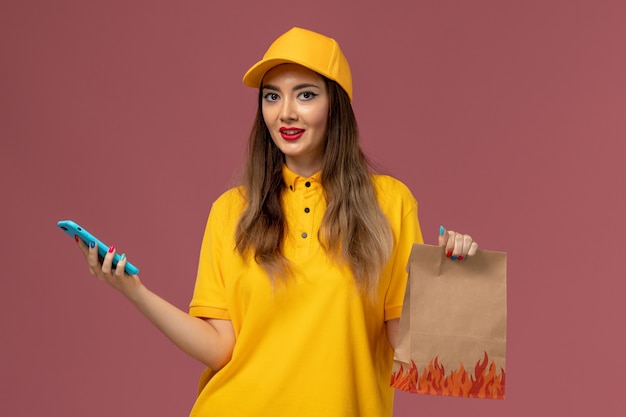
[77,27,478,416]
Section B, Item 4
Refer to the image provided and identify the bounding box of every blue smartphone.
[57,219,140,275]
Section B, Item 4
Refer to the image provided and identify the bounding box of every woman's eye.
[264,92,279,102]
[299,91,317,101]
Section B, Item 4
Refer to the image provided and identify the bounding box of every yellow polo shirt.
[189,166,423,417]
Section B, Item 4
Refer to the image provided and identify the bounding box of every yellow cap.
[243,27,353,101]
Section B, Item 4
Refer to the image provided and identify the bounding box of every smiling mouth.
[279,127,305,141]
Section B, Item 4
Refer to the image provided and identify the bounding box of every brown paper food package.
[391,244,507,399]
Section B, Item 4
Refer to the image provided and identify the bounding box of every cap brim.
[243,58,319,89]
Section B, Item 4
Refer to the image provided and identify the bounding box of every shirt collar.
[282,165,322,192]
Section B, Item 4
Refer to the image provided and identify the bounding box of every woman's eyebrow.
[292,83,322,91]
[262,84,280,91]
[262,83,322,92]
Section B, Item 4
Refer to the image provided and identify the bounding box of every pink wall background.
[2,0,625,415]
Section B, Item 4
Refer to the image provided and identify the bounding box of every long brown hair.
[235,78,393,296]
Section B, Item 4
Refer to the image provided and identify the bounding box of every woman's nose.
[279,98,297,121]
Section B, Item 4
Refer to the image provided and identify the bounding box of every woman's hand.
[75,238,142,297]
[438,225,478,260]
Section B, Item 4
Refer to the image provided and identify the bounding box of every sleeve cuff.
[189,305,231,320]
[385,305,403,322]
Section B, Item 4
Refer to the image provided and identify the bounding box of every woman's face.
[261,63,329,177]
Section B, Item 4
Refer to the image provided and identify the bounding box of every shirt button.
[301,232,308,239]
[304,207,310,213]
[305,181,311,187]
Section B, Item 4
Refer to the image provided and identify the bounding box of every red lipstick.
[279,126,305,141]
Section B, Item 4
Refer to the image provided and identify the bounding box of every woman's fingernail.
[446,251,453,257]
[90,241,95,249]
[74,235,79,243]
[451,255,458,260]
[108,245,115,253]
[465,255,470,260]
[457,256,464,261]
[120,253,126,261]
[439,225,445,235]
